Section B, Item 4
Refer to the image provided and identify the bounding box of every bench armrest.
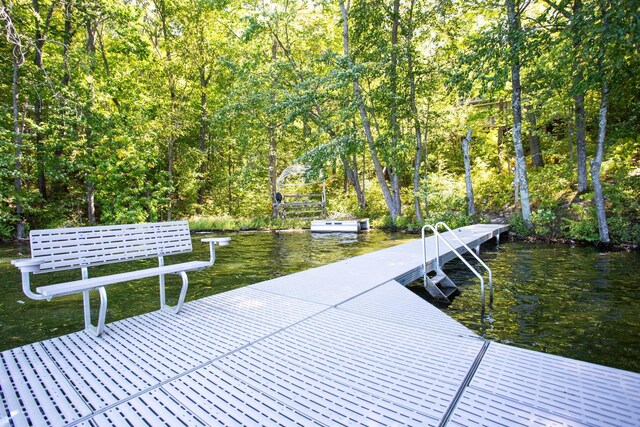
[201,237,231,265]
[11,258,45,273]
[201,237,231,246]
[11,258,48,300]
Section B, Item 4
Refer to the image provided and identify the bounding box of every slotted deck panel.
[336,280,475,337]
[163,366,322,426]
[209,308,484,426]
[447,388,581,427]
[0,344,91,426]
[3,223,640,426]
[466,342,640,426]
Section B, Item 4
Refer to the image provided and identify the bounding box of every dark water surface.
[430,241,640,373]
[1,231,638,373]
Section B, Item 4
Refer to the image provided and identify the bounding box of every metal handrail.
[421,224,440,286]
[421,223,488,309]
[436,222,494,305]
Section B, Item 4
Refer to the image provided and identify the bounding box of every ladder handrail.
[421,224,439,275]
[435,222,493,304]
[421,223,487,309]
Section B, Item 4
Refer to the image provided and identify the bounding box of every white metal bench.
[11,221,230,336]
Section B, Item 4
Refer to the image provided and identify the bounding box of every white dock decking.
[2,223,640,426]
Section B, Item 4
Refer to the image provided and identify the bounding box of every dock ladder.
[421,222,493,310]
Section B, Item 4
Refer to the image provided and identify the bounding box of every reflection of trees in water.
[436,242,640,372]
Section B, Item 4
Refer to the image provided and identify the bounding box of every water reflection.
[311,232,360,244]
[426,242,640,373]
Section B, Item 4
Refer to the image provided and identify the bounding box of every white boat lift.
[2,223,639,426]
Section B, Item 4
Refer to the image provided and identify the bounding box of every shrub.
[562,204,599,243]
[531,208,556,237]
[508,212,533,237]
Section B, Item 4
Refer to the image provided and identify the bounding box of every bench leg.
[160,271,189,314]
[83,287,108,336]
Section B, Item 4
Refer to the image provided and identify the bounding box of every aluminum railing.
[436,222,494,305]
[421,222,492,310]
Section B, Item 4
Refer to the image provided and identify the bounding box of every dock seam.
[438,340,491,427]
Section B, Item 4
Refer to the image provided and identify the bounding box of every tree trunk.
[572,0,588,194]
[423,102,430,214]
[167,140,173,221]
[497,100,507,173]
[591,3,610,244]
[507,0,532,228]
[62,1,73,87]
[591,83,610,244]
[12,56,25,239]
[527,109,544,167]
[33,0,55,201]
[353,152,365,208]
[269,36,279,218]
[497,125,505,172]
[85,18,96,224]
[407,0,423,223]
[340,153,365,208]
[574,89,587,192]
[514,160,520,208]
[388,0,402,219]
[269,126,278,217]
[156,0,177,221]
[197,66,210,211]
[339,0,399,223]
[462,129,475,216]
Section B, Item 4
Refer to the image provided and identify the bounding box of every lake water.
[1,231,638,373]
[419,241,640,373]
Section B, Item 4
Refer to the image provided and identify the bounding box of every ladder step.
[438,285,458,298]
[430,272,447,285]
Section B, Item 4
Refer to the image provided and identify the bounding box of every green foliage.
[0,0,637,249]
[563,204,599,243]
[531,209,556,237]
[189,215,302,231]
[0,210,17,240]
[509,212,533,237]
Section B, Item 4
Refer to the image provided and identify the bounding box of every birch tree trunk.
[462,129,475,216]
[339,0,399,223]
[507,0,532,228]
[591,82,610,244]
[591,2,610,244]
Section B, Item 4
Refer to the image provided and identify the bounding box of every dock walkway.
[2,224,640,426]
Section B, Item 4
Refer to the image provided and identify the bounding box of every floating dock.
[2,223,640,426]
[310,218,369,233]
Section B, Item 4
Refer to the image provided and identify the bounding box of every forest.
[1,0,638,245]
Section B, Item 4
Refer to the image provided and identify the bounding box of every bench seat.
[36,261,211,298]
[12,221,230,336]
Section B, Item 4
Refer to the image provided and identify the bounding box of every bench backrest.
[30,221,193,273]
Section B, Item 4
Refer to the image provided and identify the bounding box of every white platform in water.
[311,218,370,232]
[2,223,640,426]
